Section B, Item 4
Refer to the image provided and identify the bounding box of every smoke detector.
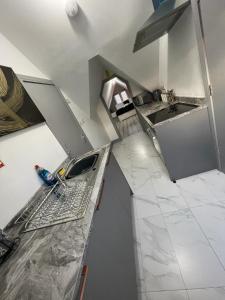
[65,0,79,17]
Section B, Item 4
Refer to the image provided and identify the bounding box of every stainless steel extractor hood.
[133,0,190,52]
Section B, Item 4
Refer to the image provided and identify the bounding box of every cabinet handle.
[106,151,111,166]
[78,265,89,300]
[96,180,105,211]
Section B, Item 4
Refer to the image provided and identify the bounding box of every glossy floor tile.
[152,176,188,213]
[191,204,225,268]
[176,174,218,208]
[132,207,146,294]
[116,114,142,138]
[164,208,225,288]
[138,214,185,292]
[188,288,225,300]
[133,195,161,219]
[112,131,225,297]
[147,290,189,300]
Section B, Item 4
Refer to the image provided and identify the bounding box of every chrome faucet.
[55,156,77,188]
[55,172,67,189]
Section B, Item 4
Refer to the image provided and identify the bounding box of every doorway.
[100,75,142,139]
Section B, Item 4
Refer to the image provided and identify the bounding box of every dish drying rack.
[14,175,95,232]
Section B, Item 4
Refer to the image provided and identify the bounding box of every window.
[121,91,129,101]
[114,94,122,104]
[114,90,129,104]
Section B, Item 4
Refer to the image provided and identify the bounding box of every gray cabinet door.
[20,78,92,157]
[197,0,225,172]
[83,154,138,300]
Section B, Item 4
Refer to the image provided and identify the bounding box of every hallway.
[116,114,142,138]
[113,131,225,300]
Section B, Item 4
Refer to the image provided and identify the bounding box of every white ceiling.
[0,0,159,115]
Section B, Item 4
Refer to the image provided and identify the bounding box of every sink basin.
[66,153,99,179]
[147,103,198,125]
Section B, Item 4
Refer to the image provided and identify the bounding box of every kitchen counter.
[0,144,111,300]
[136,97,206,128]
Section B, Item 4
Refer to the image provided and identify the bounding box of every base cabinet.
[82,153,138,300]
[136,106,217,181]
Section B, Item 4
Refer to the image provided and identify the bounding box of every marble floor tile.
[139,214,185,292]
[114,131,159,161]
[132,172,155,198]
[177,174,218,208]
[164,208,225,288]
[188,287,225,300]
[116,114,142,138]
[130,142,158,159]
[113,131,225,299]
[157,195,188,214]
[149,156,169,174]
[191,204,225,268]
[147,290,189,300]
[133,195,161,219]
[133,213,146,293]
[151,176,188,214]
[139,293,148,300]
[198,170,225,200]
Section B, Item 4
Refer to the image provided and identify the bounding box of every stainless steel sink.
[14,152,101,232]
[66,153,99,179]
[147,103,198,125]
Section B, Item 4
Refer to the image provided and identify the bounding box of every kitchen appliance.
[152,89,162,102]
[160,89,168,103]
[133,91,154,106]
[160,89,176,103]
[133,0,190,52]
[0,230,16,264]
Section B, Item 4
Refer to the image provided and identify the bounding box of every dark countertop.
[136,97,206,128]
[0,144,111,300]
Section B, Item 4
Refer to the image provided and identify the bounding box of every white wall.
[0,125,67,228]
[129,81,145,97]
[97,101,119,141]
[159,34,168,89]
[0,34,67,228]
[0,33,48,79]
[159,7,205,98]
[101,37,159,94]
[65,98,111,149]
[89,57,105,120]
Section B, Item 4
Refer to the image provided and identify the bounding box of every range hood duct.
[133,0,190,52]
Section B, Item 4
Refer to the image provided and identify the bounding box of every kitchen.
[0,0,225,300]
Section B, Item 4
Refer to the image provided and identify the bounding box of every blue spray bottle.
[35,165,57,186]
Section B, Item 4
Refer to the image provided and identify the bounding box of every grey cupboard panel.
[20,78,92,157]
[83,153,138,300]
[155,108,216,180]
[193,0,225,172]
